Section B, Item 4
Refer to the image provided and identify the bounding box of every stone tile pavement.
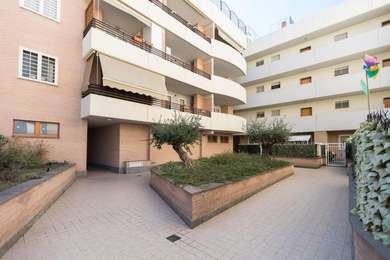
[3,167,351,260]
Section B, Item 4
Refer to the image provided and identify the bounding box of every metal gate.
[325,143,346,167]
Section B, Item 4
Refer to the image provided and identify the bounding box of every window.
[256,85,264,93]
[335,100,350,109]
[384,97,390,108]
[13,120,59,138]
[382,20,390,27]
[334,32,348,42]
[220,136,229,143]
[255,60,264,67]
[271,110,280,117]
[300,107,312,117]
[271,54,280,62]
[271,82,281,90]
[300,46,311,53]
[207,135,218,143]
[19,48,58,85]
[383,58,390,68]
[334,66,349,76]
[339,135,351,144]
[256,111,265,118]
[300,76,312,85]
[20,0,61,21]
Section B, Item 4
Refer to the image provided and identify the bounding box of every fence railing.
[210,0,258,40]
[83,19,211,80]
[83,84,211,117]
[148,0,211,43]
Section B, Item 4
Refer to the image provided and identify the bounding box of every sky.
[223,0,344,37]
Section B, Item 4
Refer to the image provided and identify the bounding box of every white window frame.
[256,111,265,118]
[18,47,59,86]
[335,100,350,109]
[334,65,349,77]
[334,32,348,42]
[256,85,264,93]
[338,135,351,144]
[19,0,61,22]
[271,54,280,62]
[271,110,280,117]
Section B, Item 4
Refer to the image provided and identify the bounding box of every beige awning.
[82,55,94,92]
[99,54,168,100]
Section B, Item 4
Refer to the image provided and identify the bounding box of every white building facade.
[81,0,249,172]
[235,0,390,144]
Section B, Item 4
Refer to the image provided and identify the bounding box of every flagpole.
[366,71,371,114]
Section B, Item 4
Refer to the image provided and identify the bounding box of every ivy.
[351,110,390,245]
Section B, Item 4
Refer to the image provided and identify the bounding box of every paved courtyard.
[4,167,351,260]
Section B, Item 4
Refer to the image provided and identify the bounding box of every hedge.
[351,110,390,245]
[272,144,318,158]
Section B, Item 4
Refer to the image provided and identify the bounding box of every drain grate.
[166,234,181,243]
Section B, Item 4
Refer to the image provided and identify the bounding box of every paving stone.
[3,167,351,260]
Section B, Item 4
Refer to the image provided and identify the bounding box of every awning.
[99,54,168,100]
[288,135,312,142]
[82,55,94,92]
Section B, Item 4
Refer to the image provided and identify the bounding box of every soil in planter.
[0,162,67,192]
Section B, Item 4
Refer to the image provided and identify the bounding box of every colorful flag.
[363,55,381,78]
[360,80,369,96]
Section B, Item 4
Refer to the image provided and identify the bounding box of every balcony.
[84,19,210,79]
[239,26,390,85]
[82,19,246,105]
[81,86,246,133]
[116,0,246,77]
[148,0,210,43]
[236,67,390,110]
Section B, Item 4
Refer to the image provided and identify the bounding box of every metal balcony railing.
[82,84,212,117]
[148,0,211,43]
[83,19,211,80]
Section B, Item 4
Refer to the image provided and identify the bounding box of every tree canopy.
[151,113,202,168]
[247,118,291,154]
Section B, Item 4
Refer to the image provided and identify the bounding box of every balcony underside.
[81,89,246,133]
[82,24,246,105]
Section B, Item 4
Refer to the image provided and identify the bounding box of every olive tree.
[151,113,202,168]
[247,118,291,155]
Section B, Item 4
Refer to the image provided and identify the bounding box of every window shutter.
[384,98,390,108]
[301,107,312,117]
[22,50,38,80]
[23,0,41,12]
[42,0,58,20]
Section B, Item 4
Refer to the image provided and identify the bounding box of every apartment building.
[235,0,390,145]
[1,0,248,173]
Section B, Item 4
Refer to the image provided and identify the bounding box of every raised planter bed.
[150,165,294,228]
[0,164,77,257]
[349,172,390,260]
[273,156,324,169]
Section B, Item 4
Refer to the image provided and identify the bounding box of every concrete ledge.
[349,172,390,260]
[274,157,324,169]
[150,165,294,228]
[0,164,77,257]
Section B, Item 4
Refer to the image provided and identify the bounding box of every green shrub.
[0,138,48,181]
[272,144,317,158]
[159,153,290,186]
[351,111,390,245]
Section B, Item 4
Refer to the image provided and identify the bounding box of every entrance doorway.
[325,143,346,167]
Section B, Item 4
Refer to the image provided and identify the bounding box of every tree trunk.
[173,145,193,168]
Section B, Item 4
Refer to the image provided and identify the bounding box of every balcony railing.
[83,19,211,80]
[82,84,212,117]
[148,0,211,43]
